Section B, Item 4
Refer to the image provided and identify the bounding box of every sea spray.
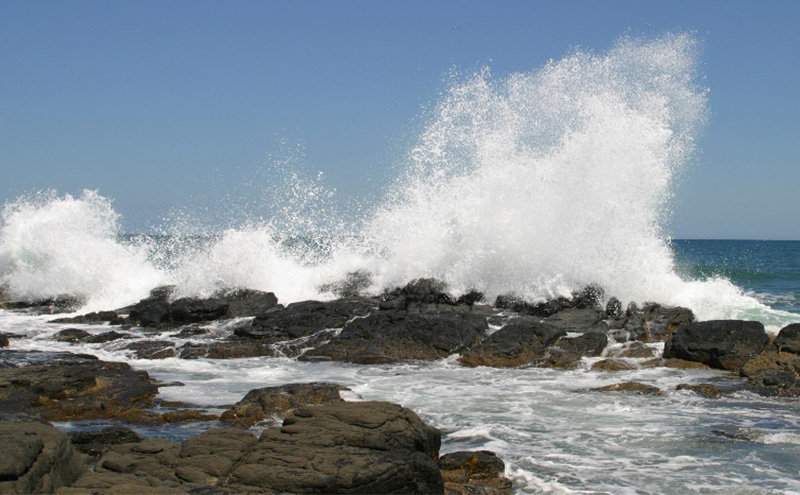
[0,190,162,310]
[0,33,793,328]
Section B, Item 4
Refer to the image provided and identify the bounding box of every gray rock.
[220,382,346,427]
[459,318,565,368]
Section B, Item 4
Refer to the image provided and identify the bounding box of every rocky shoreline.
[1,278,799,493]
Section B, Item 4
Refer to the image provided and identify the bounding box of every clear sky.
[1,1,798,239]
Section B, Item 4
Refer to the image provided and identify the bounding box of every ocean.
[1,33,799,494]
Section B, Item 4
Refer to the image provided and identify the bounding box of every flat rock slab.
[228,401,443,494]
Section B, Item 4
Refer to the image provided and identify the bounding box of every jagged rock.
[379,278,454,311]
[69,426,144,457]
[459,318,565,368]
[0,353,160,423]
[220,382,346,427]
[591,359,637,371]
[606,297,623,318]
[663,320,769,371]
[0,421,85,494]
[302,311,486,364]
[774,323,800,354]
[439,450,512,495]
[676,383,722,398]
[227,401,443,494]
[591,382,663,395]
[623,303,695,342]
[235,299,374,340]
[740,349,800,397]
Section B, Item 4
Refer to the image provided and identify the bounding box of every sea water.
[1,33,800,493]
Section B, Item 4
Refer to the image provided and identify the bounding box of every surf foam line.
[0,33,793,327]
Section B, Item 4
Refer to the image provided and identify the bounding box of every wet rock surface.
[663,320,770,371]
[302,311,487,364]
[459,318,565,368]
[220,382,347,427]
[234,299,374,340]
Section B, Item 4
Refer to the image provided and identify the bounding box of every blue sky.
[1,1,798,239]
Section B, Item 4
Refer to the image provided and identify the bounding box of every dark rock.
[84,331,133,344]
[50,311,124,325]
[150,285,177,300]
[227,401,443,494]
[623,303,695,342]
[591,382,663,395]
[741,349,800,397]
[676,383,722,398]
[544,307,608,334]
[128,297,172,327]
[53,329,91,343]
[318,271,373,298]
[379,278,453,311]
[0,335,7,348]
[178,341,278,360]
[663,320,769,371]
[170,298,229,324]
[171,326,210,338]
[0,421,85,493]
[0,295,86,315]
[606,297,623,318]
[69,426,144,457]
[774,323,800,354]
[555,332,608,357]
[302,311,487,364]
[459,318,565,368]
[216,288,279,318]
[439,450,512,495]
[0,350,99,368]
[220,382,347,427]
[236,299,374,340]
[122,341,178,360]
[0,354,159,423]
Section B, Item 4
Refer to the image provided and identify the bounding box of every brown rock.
[440,450,512,495]
[676,383,722,398]
[220,382,346,427]
[591,359,637,371]
[591,382,663,395]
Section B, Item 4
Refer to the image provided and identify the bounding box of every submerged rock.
[302,311,486,364]
[663,320,769,371]
[0,352,160,423]
[591,382,664,395]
